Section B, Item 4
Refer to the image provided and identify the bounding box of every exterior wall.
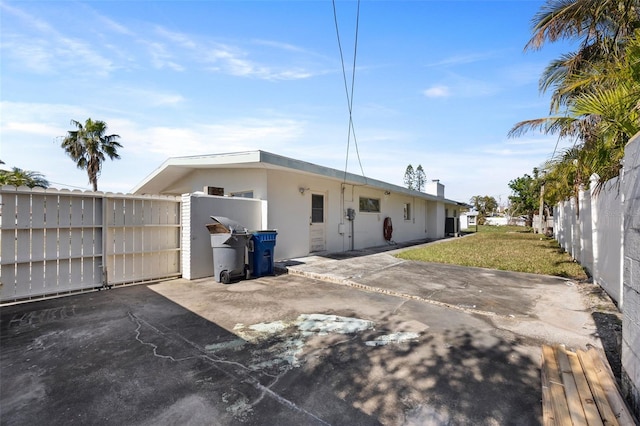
[460,212,478,229]
[426,201,445,239]
[172,168,269,198]
[622,134,640,418]
[264,170,435,259]
[265,169,342,259]
[485,217,509,226]
[182,193,266,280]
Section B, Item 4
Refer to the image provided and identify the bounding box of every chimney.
[425,179,444,197]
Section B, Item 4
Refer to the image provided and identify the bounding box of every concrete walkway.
[278,243,600,350]
[1,243,603,425]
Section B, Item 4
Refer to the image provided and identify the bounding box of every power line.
[48,181,91,190]
[332,0,366,183]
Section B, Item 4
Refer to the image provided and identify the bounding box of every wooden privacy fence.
[0,186,181,303]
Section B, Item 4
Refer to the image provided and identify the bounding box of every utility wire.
[332,0,366,183]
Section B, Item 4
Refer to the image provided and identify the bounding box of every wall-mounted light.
[299,187,309,195]
[384,191,391,196]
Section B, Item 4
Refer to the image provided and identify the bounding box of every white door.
[310,193,326,252]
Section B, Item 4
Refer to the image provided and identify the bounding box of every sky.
[0,0,578,205]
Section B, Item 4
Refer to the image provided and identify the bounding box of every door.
[310,193,326,252]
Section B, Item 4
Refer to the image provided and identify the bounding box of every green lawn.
[397,225,587,280]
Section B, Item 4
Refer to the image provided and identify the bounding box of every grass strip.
[396,225,587,280]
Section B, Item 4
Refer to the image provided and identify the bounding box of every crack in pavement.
[127,312,332,425]
[287,269,504,318]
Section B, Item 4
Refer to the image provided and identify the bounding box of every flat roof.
[132,150,467,206]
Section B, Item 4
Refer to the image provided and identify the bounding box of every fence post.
[101,194,108,287]
[590,174,600,289]
[181,194,192,280]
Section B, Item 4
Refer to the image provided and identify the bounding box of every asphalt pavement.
[1,243,602,425]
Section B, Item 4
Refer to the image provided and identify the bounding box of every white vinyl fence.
[554,133,640,418]
[0,186,181,302]
[554,175,623,304]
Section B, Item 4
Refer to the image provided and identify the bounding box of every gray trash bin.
[206,216,251,284]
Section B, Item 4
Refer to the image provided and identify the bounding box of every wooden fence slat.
[43,260,59,290]
[58,259,72,292]
[16,193,31,228]
[1,193,17,229]
[16,229,31,263]
[0,266,17,300]
[15,263,31,298]
[32,195,45,228]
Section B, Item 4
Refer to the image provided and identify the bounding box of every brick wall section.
[622,133,640,418]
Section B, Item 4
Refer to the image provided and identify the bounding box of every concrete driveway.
[1,250,601,425]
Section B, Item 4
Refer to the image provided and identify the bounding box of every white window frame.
[403,203,411,220]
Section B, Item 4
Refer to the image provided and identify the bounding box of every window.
[403,203,411,220]
[205,186,224,196]
[359,197,380,213]
[311,194,324,223]
[231,190,254,198]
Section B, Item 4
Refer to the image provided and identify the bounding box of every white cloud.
[1,3,115,77]
[3,122,62,136]
[141,40,185,71]
[155,26,198,50]
[423,85,450,98]
[110,117,306,158]
[426,51,501,67]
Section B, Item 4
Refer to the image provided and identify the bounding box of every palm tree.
[510,1,640,196]
[526,0,639,108]
[0,167,49,188]
[61,118,122,191]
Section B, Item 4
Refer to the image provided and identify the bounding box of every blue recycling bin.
[249,231,277,278]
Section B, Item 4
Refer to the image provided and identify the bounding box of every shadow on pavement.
[1,281,542,425]
[288,318,542,425]
[0,286,378,425]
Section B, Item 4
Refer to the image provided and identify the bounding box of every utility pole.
[538,179,545,235]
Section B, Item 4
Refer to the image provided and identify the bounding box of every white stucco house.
[132,151,468,264]
[460,211,479,230]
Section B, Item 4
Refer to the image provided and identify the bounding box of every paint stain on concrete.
[204,339,246,352]
[297,314,374,336]
[221,391,253,422]
[224,314,377,374]
[365,332,420,347]
[207,314,421,423]
[227,314,413,373]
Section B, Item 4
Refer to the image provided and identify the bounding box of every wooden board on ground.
[541,344,638,426]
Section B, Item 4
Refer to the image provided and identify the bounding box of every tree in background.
[403,165,415,190]
[415,165,426,192]
[508,169,542,227]
[0,167,49,188]
[469,195,498,224]
[61,118,122,191]
[404,164,426,191]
